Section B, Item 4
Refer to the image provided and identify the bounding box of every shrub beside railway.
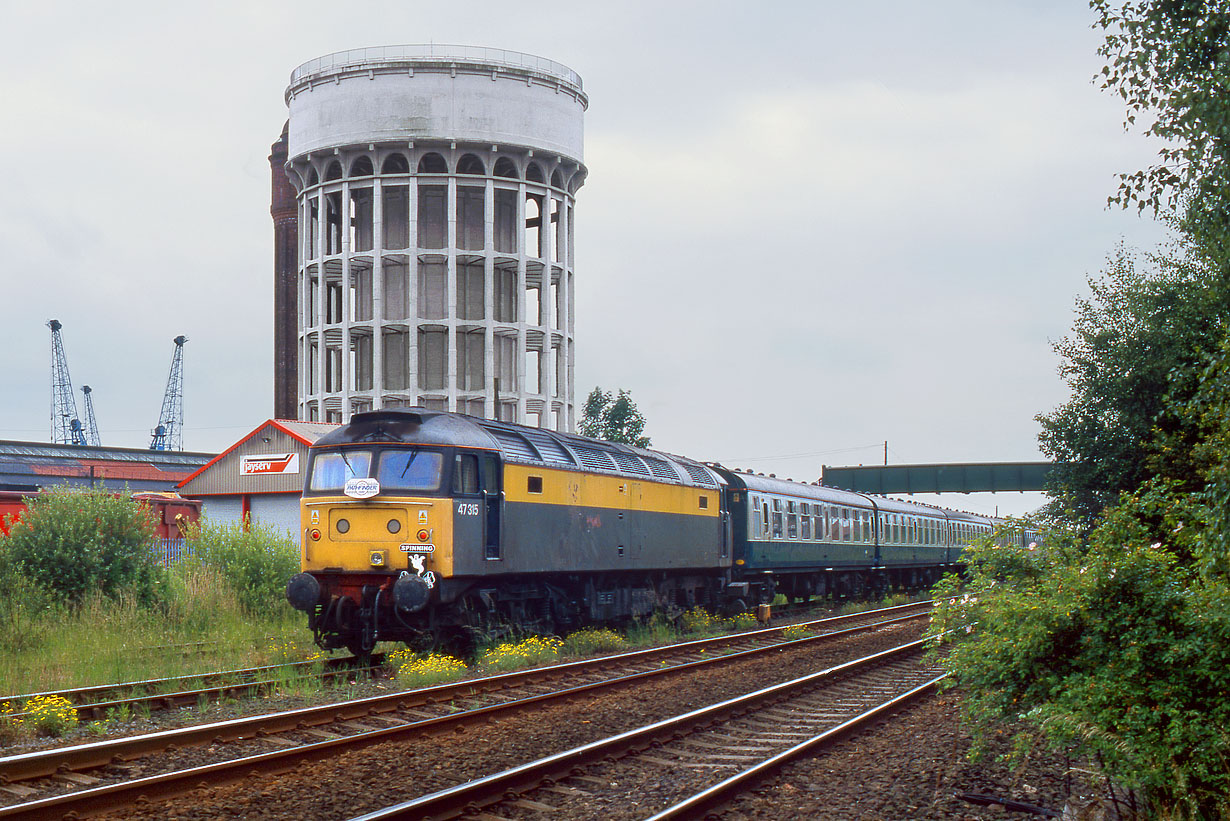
[0,486,162,605]
[0,489,307,695]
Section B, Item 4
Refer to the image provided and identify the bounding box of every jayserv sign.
[240,453,300,476]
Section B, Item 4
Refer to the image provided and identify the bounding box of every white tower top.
[285,45,587,165]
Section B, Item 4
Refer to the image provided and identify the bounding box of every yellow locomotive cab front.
[286,442,464,654]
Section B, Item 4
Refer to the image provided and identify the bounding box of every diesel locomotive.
[286,408,1009,653]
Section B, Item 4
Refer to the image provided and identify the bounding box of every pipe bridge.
[820,462,1053,495]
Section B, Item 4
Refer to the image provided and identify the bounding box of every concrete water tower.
[273,45,587,430]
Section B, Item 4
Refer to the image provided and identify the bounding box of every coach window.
[762,502,770,537]
[787,510,798,539]
[771,510,783,539]
[801,510,811,539]
[752,500,762,537]
[852,511,862,543]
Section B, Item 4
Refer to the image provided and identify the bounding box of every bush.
[1,487,162,605]
[561,627,628,656]
[2,695,78,738]
[478,635,562,672]
[780,624,812,641]
[395,652,468,687]
[183,517,299,616]
[930,503,1230,818]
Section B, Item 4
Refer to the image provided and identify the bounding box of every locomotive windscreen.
[309,450,373,491]
[377,450,444,491]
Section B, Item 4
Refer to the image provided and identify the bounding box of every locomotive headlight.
[369,550,387,567]
[387,519,401,534]
[417,529,430,542]
[310,529,322,541]
[336,518,350,534]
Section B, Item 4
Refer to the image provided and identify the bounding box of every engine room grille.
[681,463,716,486]
[643,457,680,482]
[482,426,539,463]
[573,445,618,472]
[521,430,576,465]
[609,451,651,476]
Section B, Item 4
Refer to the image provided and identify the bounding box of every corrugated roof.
[270,420,342,445]
[0,440,214,466]
[176,419,340,488]
[0,440,213,490]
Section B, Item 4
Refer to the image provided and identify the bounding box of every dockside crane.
[80,385,101,447]
[47,319,87,446]
[149,335,187,451]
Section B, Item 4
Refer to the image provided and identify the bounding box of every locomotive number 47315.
[457,502,480,516]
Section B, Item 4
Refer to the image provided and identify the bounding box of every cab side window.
[481,455,500,494]
[453,453,479,495]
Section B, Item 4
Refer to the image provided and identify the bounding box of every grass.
[560,627,627,656]
[0,562,312,699]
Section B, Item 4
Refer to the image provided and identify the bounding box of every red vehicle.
[0,491,30,536]
[0,490,202,540]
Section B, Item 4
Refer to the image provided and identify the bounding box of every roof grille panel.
[681,463,716,486]
[643,457,679,482]
[609,451,650,476]
[573,446,617,472]
[521,430,575,465]
[482,426,539,462]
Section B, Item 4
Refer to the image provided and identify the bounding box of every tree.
[1037,0,1230,523]
[931,4,1230,815]
[1093,0,1230,240]
[578,388,651,447]
[1036,240,1224,525]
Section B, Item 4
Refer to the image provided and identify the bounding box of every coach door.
[481,454,502,560]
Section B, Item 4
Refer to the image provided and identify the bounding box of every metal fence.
[152,538,194,567]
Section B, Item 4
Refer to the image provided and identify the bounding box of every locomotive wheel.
[440,626,479,661]
[722,597,749,617]
[345,637,373,660]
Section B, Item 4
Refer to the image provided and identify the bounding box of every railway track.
[0,601,931,819]
[2,654,386,722]
[352,635,945,820]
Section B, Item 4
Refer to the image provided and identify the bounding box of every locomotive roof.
[315,408,723,489]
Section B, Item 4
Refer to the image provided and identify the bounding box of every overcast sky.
[0,1,1166,516]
